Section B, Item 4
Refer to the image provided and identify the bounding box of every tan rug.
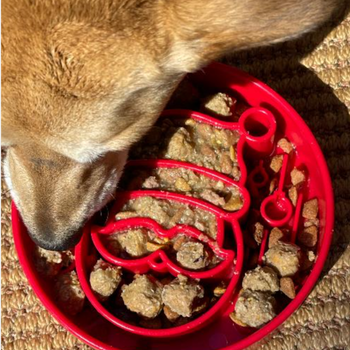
[2,11,350,350]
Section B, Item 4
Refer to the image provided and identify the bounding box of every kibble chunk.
[242,266,279,293]
[34,247,63,277]
[270,155,284,173]
[253,222,264,245]
[116,229,148,257]
[298,225,318,247]
[288,186,298,206]
[56,271,85,315]
[200,93,235,118]
[162,275,204,317]
[268,227,286,248]
[280,277,296,299]
[90,259,122,301]
[277,138,293,154]
[302,198,318,220]
[290,168,305,186]
[264,242,300,277]
[122,275,163,319]
[232,289,276,328]
[176,242,209,270]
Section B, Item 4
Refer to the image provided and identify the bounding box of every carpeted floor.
[2,10,350,350]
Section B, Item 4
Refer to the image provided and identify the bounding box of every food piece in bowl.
[280,277,296,299]
[200,92,236,118]
[253,222,264,245]
[270,155,283,173]
[242,266,279,293]
[163,305,180,323]
[290,168,306,187]
[277,138,293,154]
[121,274,163,319]
[162,275,205,318]
[288,186,298,206]
[213,281,227,297]
[121,167,244,212]
[34,247,64,277]
[104,228,170,257]
[176,241,210,270]
[302,198,318,220]
[115,228,148,257]
[231,289,276,328]
[263,242,301,277]
[298,225,318,247]
[90,259,122,301]
[129,118,241,180]
[116,196,218,239]
[55,271,85,316]
[268,227,288,248]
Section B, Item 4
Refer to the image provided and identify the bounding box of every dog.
[2,0,340,251]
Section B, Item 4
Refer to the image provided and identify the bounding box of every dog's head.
[2,0,339,250]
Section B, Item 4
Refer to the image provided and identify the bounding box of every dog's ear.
[162,0,341,73]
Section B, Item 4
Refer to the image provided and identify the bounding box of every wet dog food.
[115,196,217,239]
[200,92,235,118]
[130,118,241,180]
[120,167,243,211]
[121,274,163,319]
[176,241,210,270]
[277,138,293,154]
[34,247,74,277]
[103,229,221,271]
[162,275,205,318]
[231,289,276,328]
[90,259,122,301]
[263,242,301,277]
[242,266,279,293]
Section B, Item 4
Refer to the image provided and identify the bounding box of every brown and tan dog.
[1,0,340,250]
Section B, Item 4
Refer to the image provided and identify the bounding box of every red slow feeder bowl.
[12,62,334,350]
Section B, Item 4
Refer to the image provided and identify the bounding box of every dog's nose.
[29,228,83,251]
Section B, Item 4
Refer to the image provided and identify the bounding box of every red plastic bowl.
[12,62,334,350]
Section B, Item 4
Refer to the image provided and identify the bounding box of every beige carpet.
[2,11,350,350]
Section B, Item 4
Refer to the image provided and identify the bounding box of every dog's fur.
[2,0,340,250]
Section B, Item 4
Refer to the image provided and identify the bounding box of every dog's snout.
[29,228,83,251]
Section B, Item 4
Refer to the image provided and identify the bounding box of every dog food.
[290,168,306,187]
[231,289,276,328]
[121,274,163,319]
[279,277,296,299]
[268,227,288,248]
[270,155,284,173]
[200,92,235,118]
[253,222,264,245]
[90,259,122,301]
[130,118,241,180]
[116,196,217,239]
[277,138,293,154]
[103,229,221,271]
[242,266,279,293]
[121,167,243,211]
[288,186,298,206]
[104,228,170,258]
[302,198,318,220]
[176,241,210,270]
[34,247,74,277]
[55,271,85,316]
[162,275,205,318]
[263,242,301,277]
